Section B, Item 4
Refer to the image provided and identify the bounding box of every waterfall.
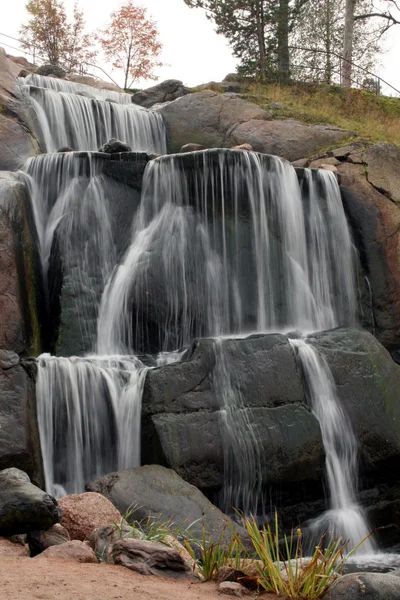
[29,141,361,521]
[290,338,374,552]
[98,150,356,355]
[22,73,134,103]
[19,76,167,153]
[37,354,148,497]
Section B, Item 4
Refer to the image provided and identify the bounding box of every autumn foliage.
[20,0,95,73]
[98,1,163,89]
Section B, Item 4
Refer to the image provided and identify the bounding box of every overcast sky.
[1,0,399,94]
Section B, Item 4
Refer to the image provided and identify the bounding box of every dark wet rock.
[0,468,60,536]
[0,352,42,482]
[309,328,400,478]
[0,173,44,354]
[57,146,73,152]
[98,138,132,154]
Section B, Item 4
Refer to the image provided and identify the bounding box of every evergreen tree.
[184,0,309,81]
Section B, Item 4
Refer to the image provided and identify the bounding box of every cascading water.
[37,354,147,497]
[290,338,374,552]
[98,151,355,355]
[19,75,167,153]
[22,73,134,103]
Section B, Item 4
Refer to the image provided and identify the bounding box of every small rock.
[291,158,309,168]
[58,492,123,542]
[179,143,206,153]
[89,524,139,563]
[319,164,338,172]
[232,143,253,151]
[98,138,132,154]
[309,157,340,168]
[330,145,355,159]
[217,582,251,596]
[27,523,70,557]
[34,540,98,563]
[112,538,194,579]
[215,566,246,584]
[0,537,29,557]
[323,572,400,599]
[57,146,74,153]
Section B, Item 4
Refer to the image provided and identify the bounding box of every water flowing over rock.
[21,151,149,355]
[290,338,374,552]
[97,150,355,355]
[37,355,148,497]
[19,75,167,154]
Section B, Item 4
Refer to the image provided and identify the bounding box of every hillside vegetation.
[240,82,400,148]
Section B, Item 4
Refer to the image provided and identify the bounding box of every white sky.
[1,0,399,94]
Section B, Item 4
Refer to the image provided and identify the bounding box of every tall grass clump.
[242,511,371,599]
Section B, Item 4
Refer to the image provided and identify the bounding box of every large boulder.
[141,334,321,491]
[229,120,351,161]
[0,468,60,536]
[131,79,189,108]
[0,351,42,481]
[363,143,400,203]
[57,492,123,541]
[155,90,270,153]
[87,464,248,544]
[339,161,400,350]
[0,173,43,354]
[0,48,40,170]
[323,572,400,600]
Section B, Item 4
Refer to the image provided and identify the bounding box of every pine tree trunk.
[255,0,266,79]
[277,0,290,83]
[342,0,356,87]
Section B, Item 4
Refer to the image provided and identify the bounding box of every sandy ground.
[0,557,278,600]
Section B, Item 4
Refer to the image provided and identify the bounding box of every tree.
[291,0,382,86]
[184,0,309,82]
[342,0,400,87]
[98,1,163,89]
[20,0,95,72]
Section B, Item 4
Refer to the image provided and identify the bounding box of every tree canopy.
[98,1,163,89]
[20,0,95,73]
